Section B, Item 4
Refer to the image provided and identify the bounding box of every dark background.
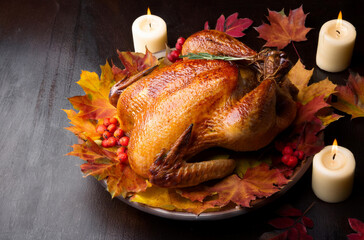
[0,0,363,239]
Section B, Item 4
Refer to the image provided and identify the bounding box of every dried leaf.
[285,60,313,93]
[112,49,158,82]
[348,218,364,240]
[68,95,116,120]
[255,6,312,49]
[204,13,253,37]
[279,60,341,157]
[131,186,217,214]
[268,217,295,229]
[300,79,337,105]
[234,152,272,178]
[68,62,117,120]
[63,109,99,139]
[331,73,364,119]
[286,60,336,104]
[294,96,329,126]
[106,164,149,198]
[204,163,288,208]
[317,107,343,127]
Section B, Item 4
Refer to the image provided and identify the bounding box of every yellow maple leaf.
[286,60,337,104]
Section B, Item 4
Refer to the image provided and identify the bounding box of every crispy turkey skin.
[111,30,297,188]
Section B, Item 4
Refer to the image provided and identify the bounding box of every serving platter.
[100,153,312,221]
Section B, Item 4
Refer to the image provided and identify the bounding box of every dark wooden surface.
[1,0,363,239]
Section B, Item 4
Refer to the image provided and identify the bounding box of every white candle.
[316,12,356,72]
[132,9,167,53]
[312,140,356,203]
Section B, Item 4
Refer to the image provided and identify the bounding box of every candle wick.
[336,30,341,37]
[149,22,152,29]
[333,153,336,160]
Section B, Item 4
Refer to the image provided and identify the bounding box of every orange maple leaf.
[255,6,312,50]
[208,163,288,208]
[113,49,158,82]
[180,163,288,210]
[330,72,364,119]
[63,109,99,139]
[106,164,149,198]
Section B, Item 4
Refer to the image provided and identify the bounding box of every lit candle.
[312,139,356,203]
[316,12,356,72]
[132,8,167,53]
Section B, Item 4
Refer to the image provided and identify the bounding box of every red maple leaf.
[204,12,253,38]
[348,218,364,240]
[261,204,314,240]
[255,6,312,50]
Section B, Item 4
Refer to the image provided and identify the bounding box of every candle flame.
[336,11,343,36]
[331,139,338,156]
[147,8,151,15]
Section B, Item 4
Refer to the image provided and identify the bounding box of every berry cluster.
[167,37,185,63]
[96,117,129,164]
[280,143,304,168]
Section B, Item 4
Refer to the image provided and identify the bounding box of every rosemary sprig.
[179,53,254,61]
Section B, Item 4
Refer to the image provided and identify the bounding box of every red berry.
[294,150,305,160]
[119,136,129,146]
[171,50,179,60]
[109,117,118,125]
[102,131,112,139]
[287,156,298,168]
[114,128,124,139]
[107,124,117,133]
[96,125,107,134]
[117,146,126,155]
[282,146,293,156]
[176,37,185,46]
[118,153,128,164]
[281,154,290,164]
[101,139,109,148]
[175,42,183,51]
[107,137,117,147]
[103,118,111,126]
[167,53,175,62]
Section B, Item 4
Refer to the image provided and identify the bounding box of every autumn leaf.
[68,95,117,120]
[204,12,253,38]
[63,109,99,139]
[286,60,336,105]
[67,136,117,179]
[278,60,342,157]
[131,186,218,214]
[348,218,364,240]
[330,72,364,119]
[261,204,314,240]
[181,163,288,210]
[106,164,149,198]
[68,62,117,120]
[255,5,312,50]
[112,49,158,82]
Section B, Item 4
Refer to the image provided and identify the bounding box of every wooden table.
[1,0,363,239]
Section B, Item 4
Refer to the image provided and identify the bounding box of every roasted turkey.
[110,30,298,188]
